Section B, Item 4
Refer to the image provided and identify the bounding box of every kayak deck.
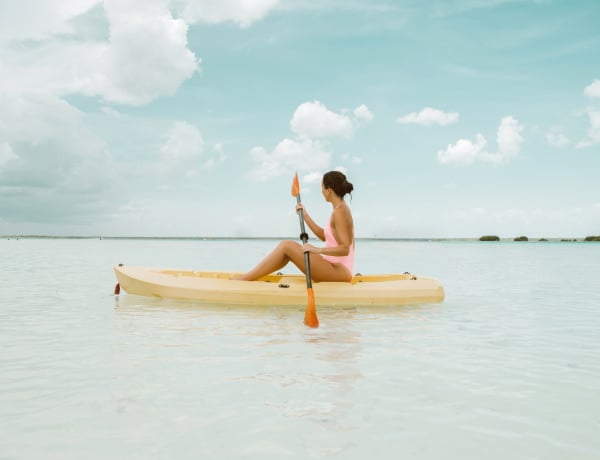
[114,265,445,307]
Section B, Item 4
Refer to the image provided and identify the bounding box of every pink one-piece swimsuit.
[321,217,355,276]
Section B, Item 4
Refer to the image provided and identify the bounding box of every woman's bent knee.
[279,240,299,251]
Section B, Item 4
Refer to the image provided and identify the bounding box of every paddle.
[291,172,319,328]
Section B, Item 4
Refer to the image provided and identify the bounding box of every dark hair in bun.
[323,170,354,199]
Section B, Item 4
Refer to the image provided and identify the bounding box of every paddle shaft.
[295,194,313,289]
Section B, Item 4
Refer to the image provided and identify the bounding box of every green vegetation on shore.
[479,235,500,241]
[477,235,600,242]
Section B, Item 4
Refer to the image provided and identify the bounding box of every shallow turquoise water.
[1,238,599,459]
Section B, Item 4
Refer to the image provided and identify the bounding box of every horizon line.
[2,235,598,241]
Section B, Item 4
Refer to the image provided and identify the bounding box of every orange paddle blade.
[304,288,319,328]
[291,172,300,197]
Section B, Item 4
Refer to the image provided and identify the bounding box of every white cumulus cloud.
[583,79,600,99]
[578,79,600,148]
[438,134,487,165]
[251,101,371,180]
[582,110,600,145]
[0,0,283,106]
[495,116,524,161]
[0,0,283,231]
[249,138,331,181]
[290,101,354,139]
[353,104,374,123]
[89,0,199,105]
[438,116,524,165]
[0,0,199,106]
[397,107,459,126]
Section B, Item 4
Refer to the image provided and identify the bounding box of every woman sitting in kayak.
[235,170,355,282]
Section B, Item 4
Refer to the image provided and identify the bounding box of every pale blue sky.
[1,0,599,238]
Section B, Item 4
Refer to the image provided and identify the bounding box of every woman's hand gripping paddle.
[291,172,319,328]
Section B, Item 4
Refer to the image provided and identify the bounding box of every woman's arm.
[297,204,325,241]
[304,207,353,256]
[324,207,352,256]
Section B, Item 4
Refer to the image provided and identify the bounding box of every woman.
[235,170,355,282]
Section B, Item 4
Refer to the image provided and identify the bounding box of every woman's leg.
[235,240,303,281]
[235,240,352,282]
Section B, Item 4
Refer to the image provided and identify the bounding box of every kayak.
[114,265,445,306]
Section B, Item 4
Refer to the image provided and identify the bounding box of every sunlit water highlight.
[1,238,599,459]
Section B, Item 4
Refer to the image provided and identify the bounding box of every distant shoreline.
[2,235,598,242]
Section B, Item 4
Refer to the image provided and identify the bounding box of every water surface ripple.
[1,239,599,459]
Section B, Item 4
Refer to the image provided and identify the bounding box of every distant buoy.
[114,283,120,295]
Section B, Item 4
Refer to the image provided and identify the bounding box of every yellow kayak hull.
[114,265,444,307]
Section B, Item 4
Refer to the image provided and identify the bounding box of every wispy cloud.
[397,107,459,126]
[180,0,281,28]
[278,0,401,13]
[0,143,18,168]
[546,127,570,147]
[161,122,203,160]
[446,65,529,81]
[431,0,540,17]
[0,92,113,223]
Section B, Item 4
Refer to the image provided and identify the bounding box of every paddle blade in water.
[291,172,300,197]
[304,287,319,328]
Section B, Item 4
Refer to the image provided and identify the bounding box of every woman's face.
[321,182,328,200]
[322,182,332,202]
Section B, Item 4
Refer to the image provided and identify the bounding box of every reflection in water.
[113,294,373,455]
[258,315,366,456]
